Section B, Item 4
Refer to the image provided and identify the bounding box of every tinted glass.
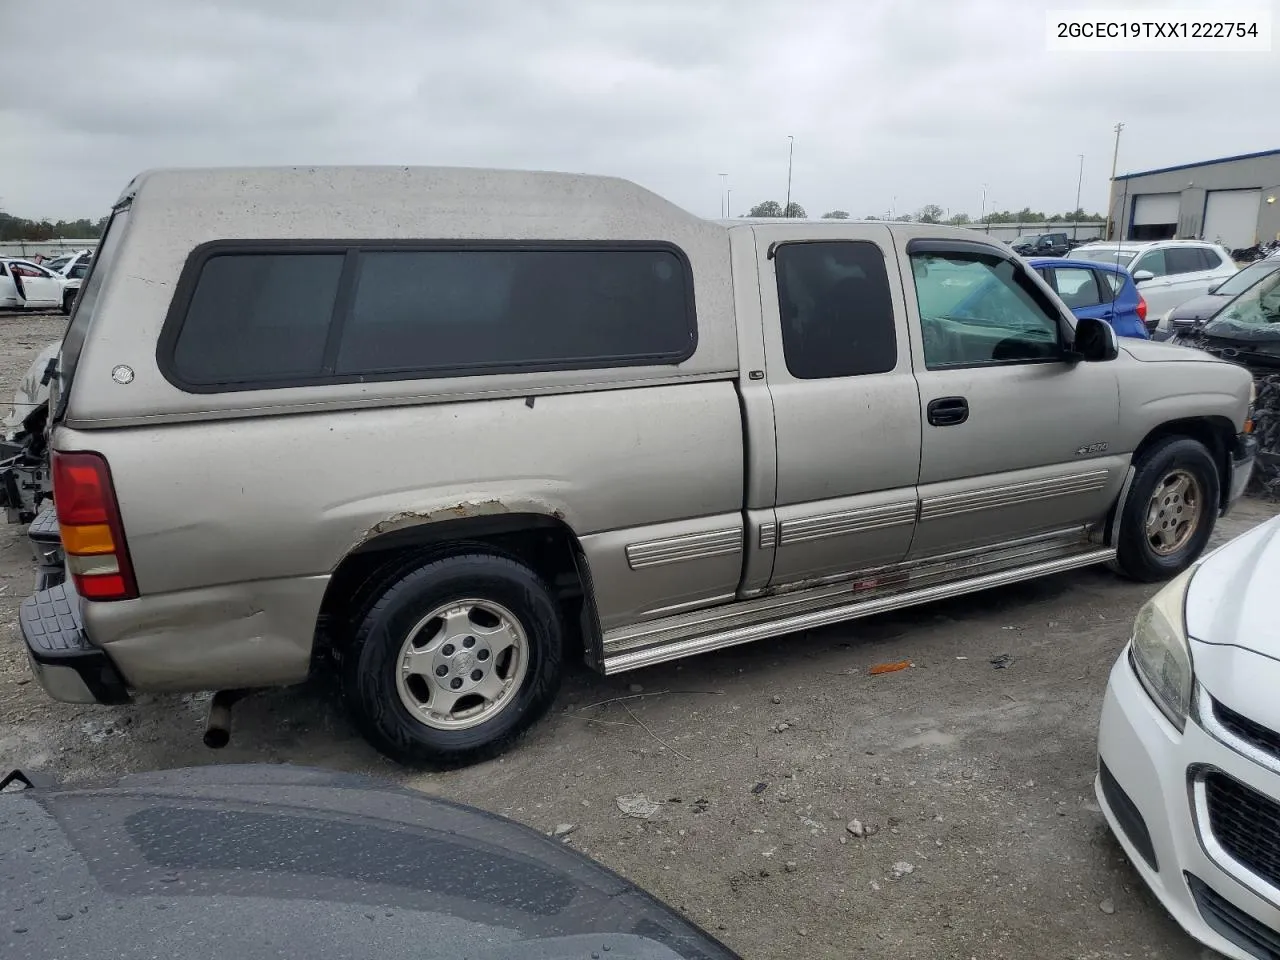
[911,252,1062,368]
[168,246,696,387]
[774,241,897,379]
[335,248,692,376]
[172,253,344,385]
[1199,247,1224,269]
[1165,247,1207,275]
[1133,249,1167,276]
[69,263,89,280]
[1052,267,1102,308]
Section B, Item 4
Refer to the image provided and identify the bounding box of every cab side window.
[1165,247,1208,275]
[774,241,897,379]
[910,251,1063,369]
[1133,249,1167,277]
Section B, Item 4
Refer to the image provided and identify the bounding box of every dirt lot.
[0,312,1273,960]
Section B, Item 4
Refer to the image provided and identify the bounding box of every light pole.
[784,136,794,217]
[1073,154,1084,240]
[718,173,728,219]
[1104,121,1125,240]
[980,184,987,224]
[726,188,731,218]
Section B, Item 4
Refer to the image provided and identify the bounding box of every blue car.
[1027,256,1149,339]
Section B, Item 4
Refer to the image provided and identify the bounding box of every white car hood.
[1185,514,1280,660]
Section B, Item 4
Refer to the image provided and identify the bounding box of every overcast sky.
[2,0,1275,221]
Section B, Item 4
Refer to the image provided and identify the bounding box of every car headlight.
[1129,566,1197,731]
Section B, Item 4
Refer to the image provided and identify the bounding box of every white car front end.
[1098,516,1280,960]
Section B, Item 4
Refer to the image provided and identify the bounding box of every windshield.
[1202,269,1280,340]
[1212,259,1280,298]
[1069,247,1137,268]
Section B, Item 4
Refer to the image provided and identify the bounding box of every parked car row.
[1066,240,1239,319]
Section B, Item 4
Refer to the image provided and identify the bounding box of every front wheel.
[342,550,563,767]
[1113,436,1219,582]
[61,290,75,315]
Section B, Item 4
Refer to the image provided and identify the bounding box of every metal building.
[1107,148,1280,250]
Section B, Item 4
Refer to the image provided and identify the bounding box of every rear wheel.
[61,290,75,315]
[342,550,563,767]
[1114,437,1219,582]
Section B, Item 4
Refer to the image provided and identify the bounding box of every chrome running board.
[600,545,1114,675]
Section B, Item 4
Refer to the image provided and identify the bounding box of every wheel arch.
[1131,416,1235,510]
[1105,415,1235,547]
[317,511,604,670]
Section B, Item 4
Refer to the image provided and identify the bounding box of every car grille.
[1187,873,1280,960]
[1215,700,1280,765]
[1204,772,1280,890]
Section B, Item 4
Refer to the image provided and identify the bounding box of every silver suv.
[1069,240,1239,321]
[20,167,1258,767]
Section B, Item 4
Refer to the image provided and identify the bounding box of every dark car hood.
[0,765,737,960]
[1167,293,1230,324]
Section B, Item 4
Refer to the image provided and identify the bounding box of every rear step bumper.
[19,510,130,705]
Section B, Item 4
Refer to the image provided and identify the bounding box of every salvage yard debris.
[868,660,912,675]
[616,794,662,819]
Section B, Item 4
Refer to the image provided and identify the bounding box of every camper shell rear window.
[157,240,698,392]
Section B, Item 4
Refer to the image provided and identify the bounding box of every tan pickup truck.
[21,166,1257,766]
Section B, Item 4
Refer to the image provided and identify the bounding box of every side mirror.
[1132,269,1155,283]
[1072,316,1119,362]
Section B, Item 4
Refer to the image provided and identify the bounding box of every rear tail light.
[52,451,138,601]
[1136,295,1148,323]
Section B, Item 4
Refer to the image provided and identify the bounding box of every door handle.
[927,396,969,426]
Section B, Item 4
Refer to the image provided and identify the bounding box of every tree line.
[744,201,1105,224]
[0,211,109,242]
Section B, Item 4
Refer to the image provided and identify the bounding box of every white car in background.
[45,249,93,280]
[1097,512,1280,960]
[1070,240,1239,318]
[0,258,75,314]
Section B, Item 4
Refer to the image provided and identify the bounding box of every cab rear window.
[159,242,697,391]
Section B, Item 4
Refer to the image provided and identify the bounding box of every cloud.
[1,0,1273,221]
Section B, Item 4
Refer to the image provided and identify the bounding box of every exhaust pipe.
[203,690,247,749]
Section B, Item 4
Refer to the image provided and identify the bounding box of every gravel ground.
[0,311,1274,959]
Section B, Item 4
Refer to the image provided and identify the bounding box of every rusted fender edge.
[349,496,572,554]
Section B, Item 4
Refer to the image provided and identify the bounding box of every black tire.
[341,550,563,768]
[61,290,75,315]
[1113,436,1220,583]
